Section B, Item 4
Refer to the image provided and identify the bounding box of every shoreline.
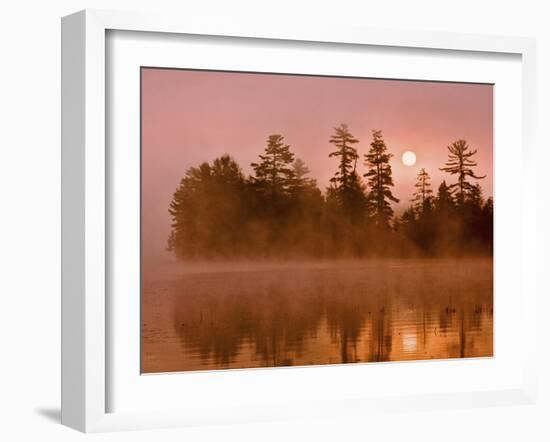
[142,255,493,279]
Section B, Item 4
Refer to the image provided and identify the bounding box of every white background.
[0,0,548,441]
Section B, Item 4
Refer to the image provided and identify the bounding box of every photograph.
[140,68,494,374]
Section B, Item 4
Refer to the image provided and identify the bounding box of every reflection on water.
[141,259,493,373]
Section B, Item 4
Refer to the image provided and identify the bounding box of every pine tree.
[292,157,310,180]
[411,168,433,215]
[328,124,360,194]
[364,129,399,227]
[291,158,317,193]
[466,182,484,207]
[288,157,322,213]
[439,139,486,205]
[251,134,295,196]
[434,181,455,213]
[328,124,366,222]
[286,158,324,254]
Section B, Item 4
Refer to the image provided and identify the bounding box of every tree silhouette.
[251,134,295,196]
[480,197,494,250]
[411,168,433,215]
[328,124,366,222]
[328,124,359,189]
[364,129,399,227]
[168,155,247,257]
[434,181,455,214]
[286,158,324,254]
[168,162,211,257]
[466,182,484,207]
[291,158,316,193]
[166,131,492,259]
[439,139,486,205]
[399,206,417,237]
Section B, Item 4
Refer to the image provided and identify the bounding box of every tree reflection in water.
[140,260,494,373]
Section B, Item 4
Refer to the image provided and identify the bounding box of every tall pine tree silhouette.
[328,124,359,191]
[328,124,365,221]
[364,129,399,227]
[439,139,486,205]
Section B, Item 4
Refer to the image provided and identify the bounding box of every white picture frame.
[61,9,538,433]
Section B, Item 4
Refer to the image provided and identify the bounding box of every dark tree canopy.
[364,129,399,227]
[168,155,247,258]
[167,131,492,259]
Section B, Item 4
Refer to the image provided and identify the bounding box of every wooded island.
[167,125,493,259]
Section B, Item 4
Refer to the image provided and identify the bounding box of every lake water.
[141,258,493,373]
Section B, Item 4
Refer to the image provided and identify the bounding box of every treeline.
[167,125,492,259]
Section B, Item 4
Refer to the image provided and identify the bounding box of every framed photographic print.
[141,68,494,374]
[61,9,538,432]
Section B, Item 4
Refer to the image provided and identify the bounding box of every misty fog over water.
[142,258,493,373]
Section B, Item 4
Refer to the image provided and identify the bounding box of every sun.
[402,151,417,167]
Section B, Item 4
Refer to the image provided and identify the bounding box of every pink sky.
[142,68,493,258]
